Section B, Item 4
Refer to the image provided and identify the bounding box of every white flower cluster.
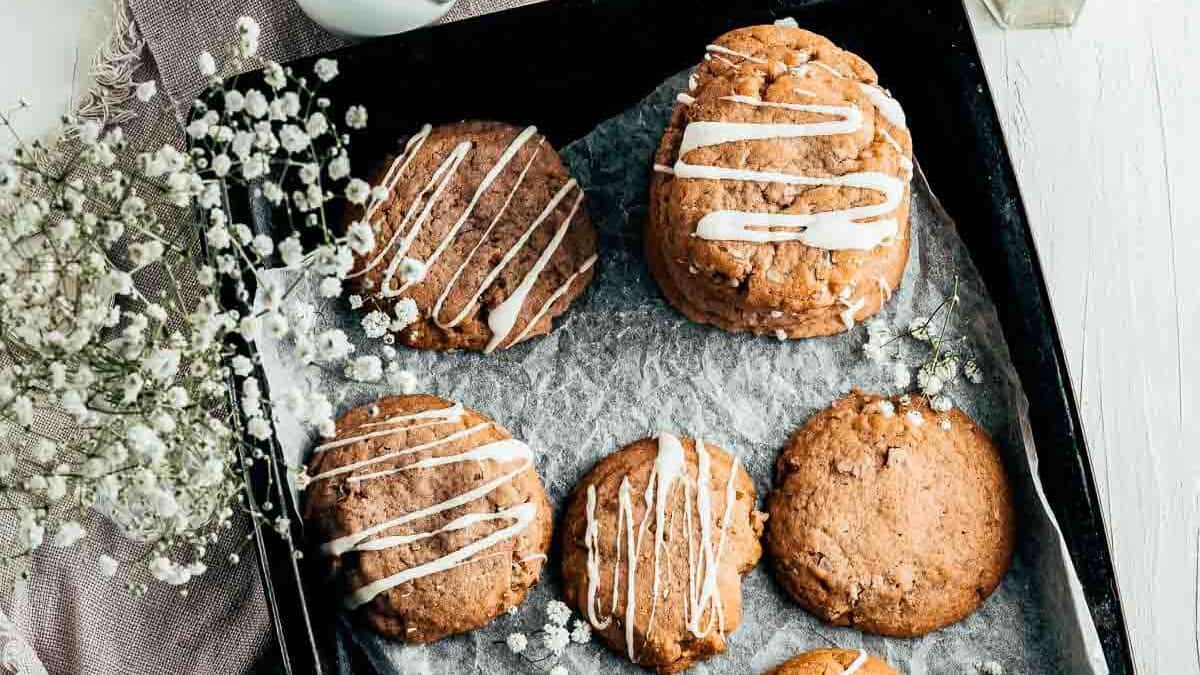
[859,278,982,417]
[501,599,591,672]
[0,16,386,590]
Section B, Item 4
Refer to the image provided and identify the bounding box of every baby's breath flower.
[136,80,158,102]
[570,619,591,644]
[306,112,329,138]
[543,624,570,656]
[908,317,931,342]
[345,105,368,129]
[891,361,911,389]
[347,221,375,255]
[198,50,217,77]
[361,310,391,339]
[246,417,272,440]
[391,299,419,331]
[318,276,342,298]
[236,16,261,57]
[98,555,119,578]
[930,395,953,413]
[505,632,528,654]
[345,178,370,205]
[52,521,85,548]
[263,61,286,89]
[314,58,339,82]
[345,355,383,383]
[398,257,426,285]
[546,600,571,626]
[549,666,568,675]
[964,359,983,384]
[916,364,943,396]
[388,369,418,395]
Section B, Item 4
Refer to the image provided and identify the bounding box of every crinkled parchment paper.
[256,73,1108,675]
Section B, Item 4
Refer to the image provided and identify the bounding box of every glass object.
[981,0,1086,28]
[295,0,457,37]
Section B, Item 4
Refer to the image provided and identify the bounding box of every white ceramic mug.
[295,0,458,37]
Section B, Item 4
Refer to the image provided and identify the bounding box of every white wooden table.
[2,0,1195,672]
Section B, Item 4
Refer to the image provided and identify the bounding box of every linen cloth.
[1,2,542,674]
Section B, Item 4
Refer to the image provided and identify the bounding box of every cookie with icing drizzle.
[648,25,912,337]
[302,394,552,642]
[560,435,766,672]
[766,391,1015,636]
[766,648,898,675]
[347,121,597,352]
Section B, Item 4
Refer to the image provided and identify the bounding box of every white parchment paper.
[256,73,1109,675]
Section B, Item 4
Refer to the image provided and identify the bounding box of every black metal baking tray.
[232,0,1134,673]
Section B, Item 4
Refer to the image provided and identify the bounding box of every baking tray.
[226,0,1135,673]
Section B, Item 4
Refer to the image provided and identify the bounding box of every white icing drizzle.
[845,650,869,674]
[808,61,847,78]
[668,79,909,251]
[345,502,537,608]
[393,126,539,296]
[677,97,864,152]
[352,124,591,350]
[350,140,472,281]
[431,138,547,328]
[840,296,866,330]
[347,438,529,484]
[706,44,767,65]
[309,422,491,482]
[584,485,610,628]
[345,401,463,431]
[677,93,696,106]
[313,402,464,453]
[653,164,675,174]
[582,434,742,664]
[857,83,906,128]
[676,163,902,249]
[363,124,433,225]
[322,444,531,557]
[512,254,597,344]
[313,399,541,611]
[484,185,585,353]
[880,128,904,154]
[878,275,893,300]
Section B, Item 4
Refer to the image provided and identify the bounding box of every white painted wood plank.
[967,0,1200,672]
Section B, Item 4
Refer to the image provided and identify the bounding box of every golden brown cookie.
[766,391,1015,636]
[303,395,552,642]
[347,121,597,352]
[560,435,766,672]
[765,648,898,675]
[648,25,912,338]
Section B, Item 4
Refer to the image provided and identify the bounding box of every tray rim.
[220,1,1137,673]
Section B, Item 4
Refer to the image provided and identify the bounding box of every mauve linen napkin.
[0,2,542,674]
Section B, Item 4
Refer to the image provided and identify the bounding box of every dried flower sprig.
[861,275,983,412]
[497,600,592,673]
[0,16,407,591]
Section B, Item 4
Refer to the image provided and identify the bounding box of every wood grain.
[967,0,1200,672]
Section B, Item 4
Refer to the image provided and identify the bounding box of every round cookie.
[302,394,552,642]
[766,391,1015,636]
[766,648,898,675]
[560,435,766,673]
[648,25,913,338]
[347,121,597,352]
